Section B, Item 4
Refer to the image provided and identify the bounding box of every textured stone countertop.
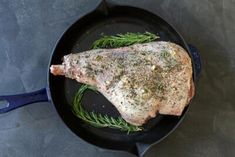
[0,0,235,157]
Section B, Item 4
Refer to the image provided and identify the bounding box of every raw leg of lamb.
[50,41,194,126]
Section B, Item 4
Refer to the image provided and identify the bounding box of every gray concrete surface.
[0,0,235,156]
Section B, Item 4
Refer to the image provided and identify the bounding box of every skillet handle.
[0,88,49,113]
[128,142,151,157]
[188,44,201,80]
[94,0,117,14]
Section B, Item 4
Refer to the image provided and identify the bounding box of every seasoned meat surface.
[50,41,194,126]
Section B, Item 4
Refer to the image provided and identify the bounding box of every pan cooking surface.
[49,6,190,151]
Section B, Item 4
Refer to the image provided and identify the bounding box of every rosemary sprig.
[72,85,143,133]
[92,32,159,49]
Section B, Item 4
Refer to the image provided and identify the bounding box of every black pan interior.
[49,5,191,151]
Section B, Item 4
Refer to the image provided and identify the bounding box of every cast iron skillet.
[0,1,201,156]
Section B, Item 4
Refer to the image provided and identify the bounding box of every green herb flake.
[156,82,165,92]
[160,50,171,59]
[95,55,103,61]
[117,63,124,69]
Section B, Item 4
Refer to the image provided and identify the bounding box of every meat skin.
[50,41,194,126]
